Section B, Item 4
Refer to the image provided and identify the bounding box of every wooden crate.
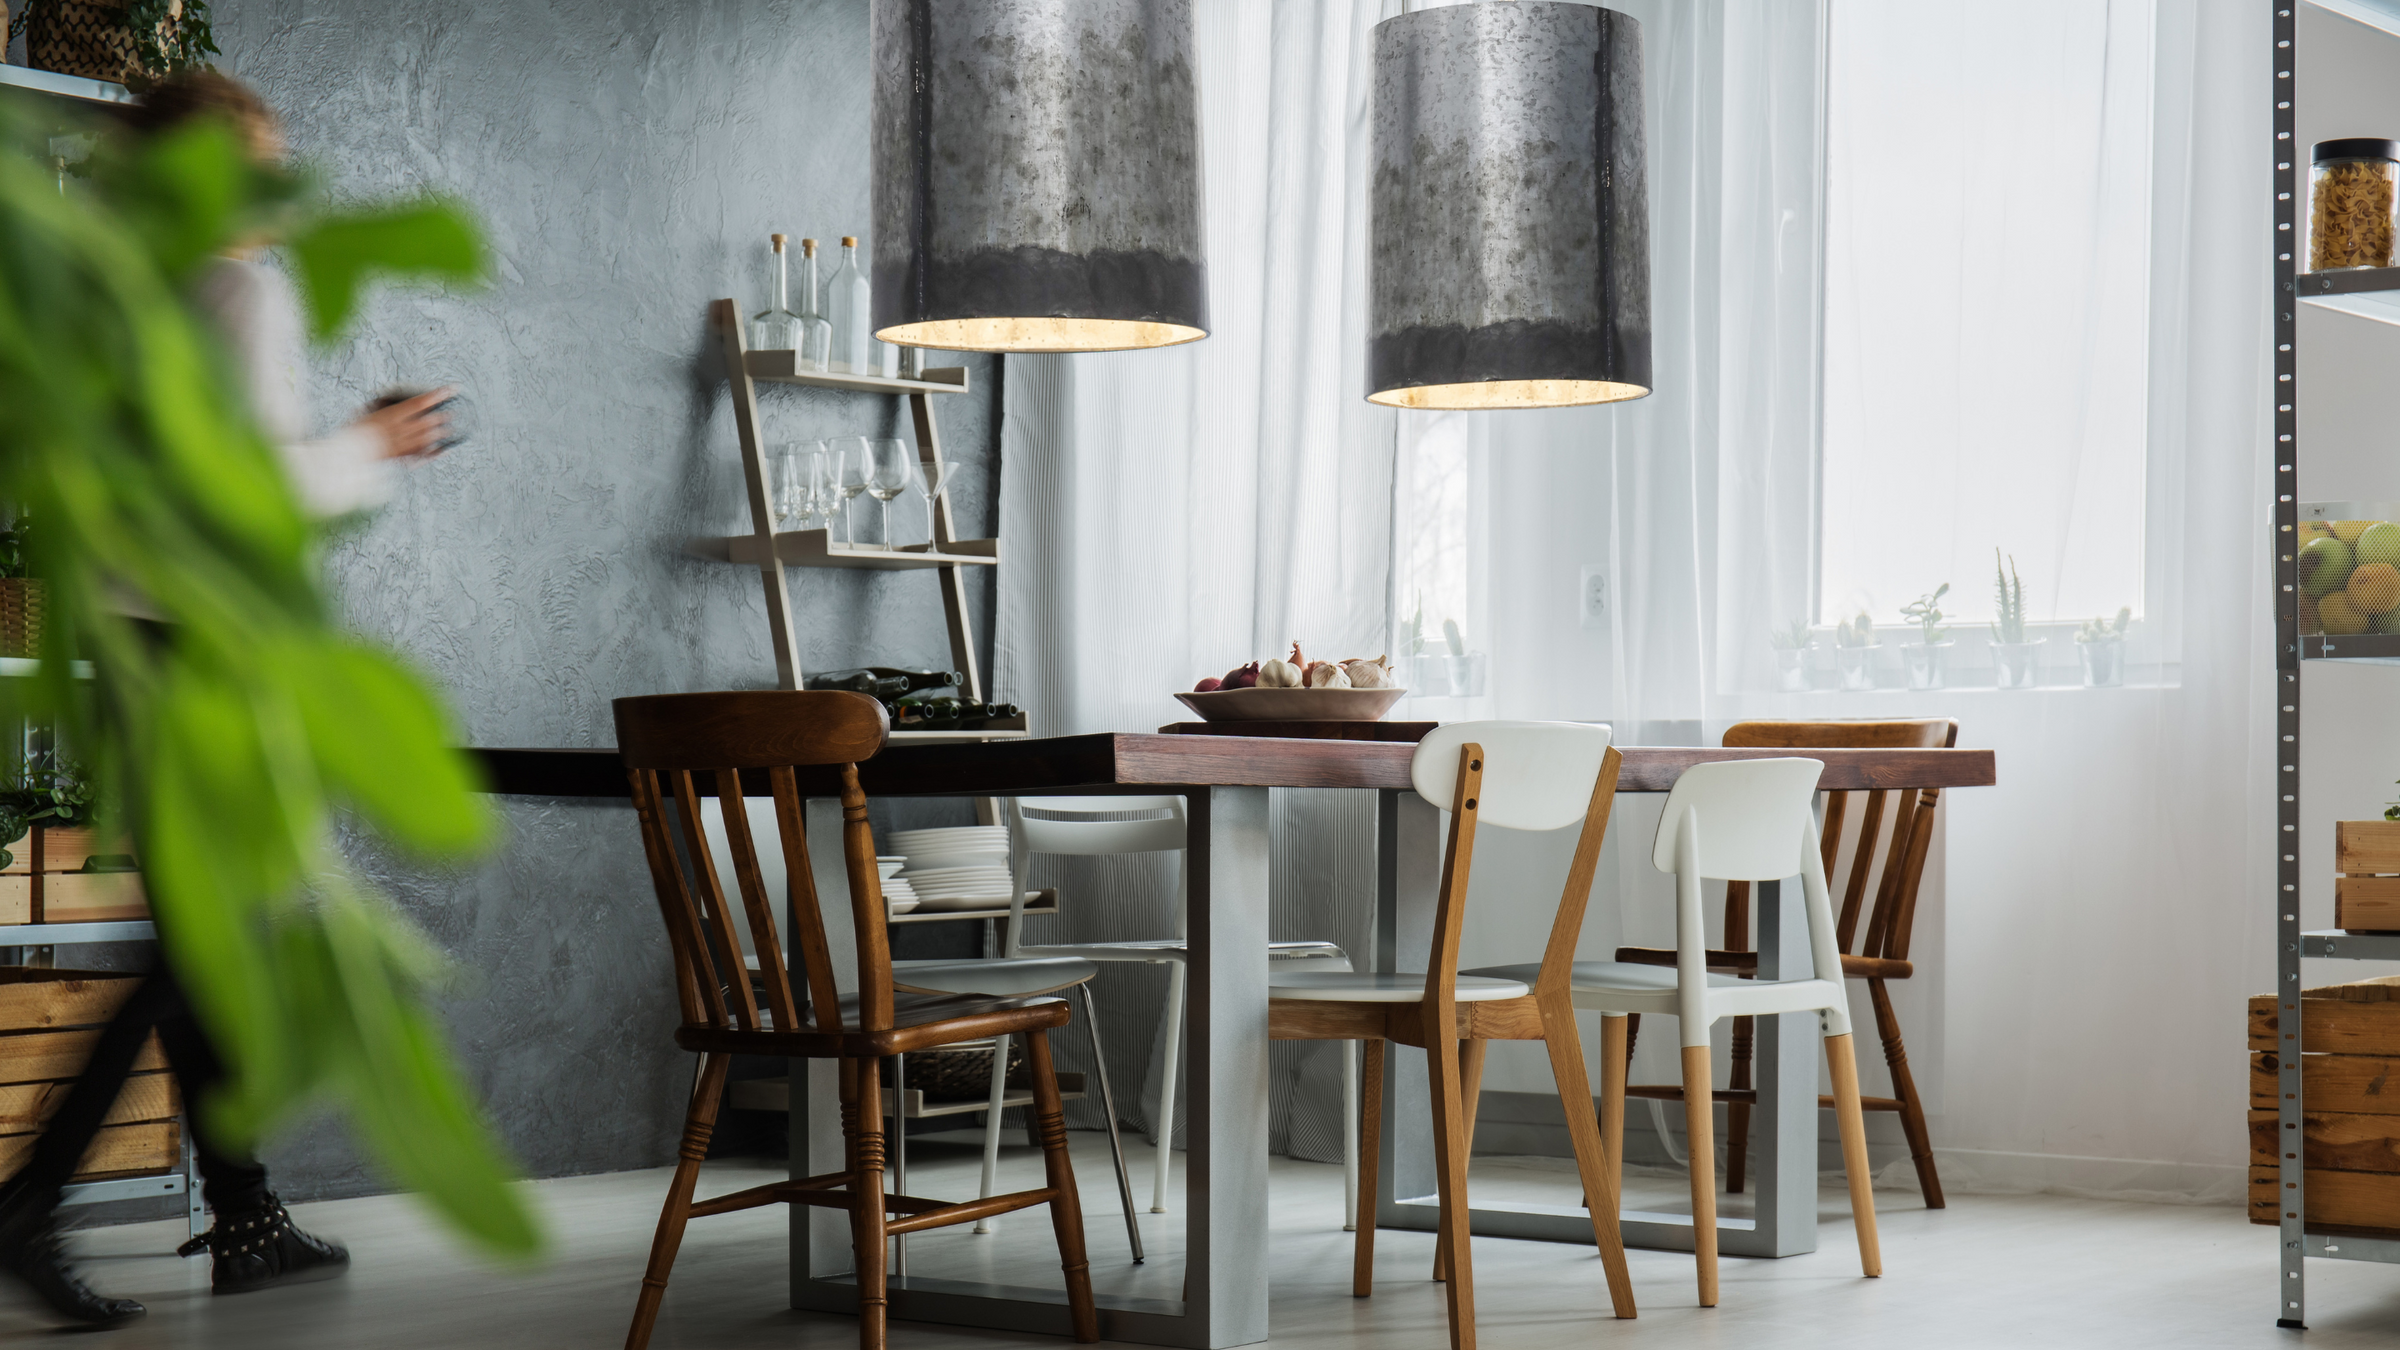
[2251,977,2400,1235]
[0,968,178,1183]
[2337,821,2400,932]
[0,824,149,927]
[42,872,146,924]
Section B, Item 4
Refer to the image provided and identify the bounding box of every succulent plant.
[1899,584,1951,645]
[2075,608,2132,643]
[1836,612,1874,648]
[1769,620,1813,651]
[1990,552,2028,645]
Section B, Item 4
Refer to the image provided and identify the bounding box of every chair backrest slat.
[1721,719,1956,959]
[615,691,891,1037]
[714,768,800,1033]
[671,770,763,1031]
[1649,758,1826,880]
[770,764,845,1032]
[1421,743,1487,1012]
[626,767,714,1027]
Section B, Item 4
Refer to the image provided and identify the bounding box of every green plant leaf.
[287,201,484,340]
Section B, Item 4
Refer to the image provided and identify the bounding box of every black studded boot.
[177,1193,349,1295]
[0,1212,146,1329]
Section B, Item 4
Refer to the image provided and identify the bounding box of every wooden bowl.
[1174,687,1410,722]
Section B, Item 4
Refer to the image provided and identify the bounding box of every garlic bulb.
[1342,655,1391,689]
[1258,658,1303,688]
[1309,661,1352,689]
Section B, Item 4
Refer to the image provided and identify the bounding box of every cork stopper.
[771,233,787,253]
[802,238,819,257]
[842,236,858,247]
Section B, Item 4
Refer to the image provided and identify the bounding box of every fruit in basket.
[2360,523,2400,569]
[1193,676,1222,692]
[2337,520,2378,544]
[2302,536,2357,597]
[2354,562,2400,615]
[2301,593,2321,633]
[2322,593,2371,635]
[2302,520,2336,544]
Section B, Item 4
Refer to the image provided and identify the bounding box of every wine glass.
[834,437,871,548]
[802,442,833,528]
[867,439,913,549]
[771,443,804,528]
[915,455,949,548]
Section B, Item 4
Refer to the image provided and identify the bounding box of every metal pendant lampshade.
[871,0,1209,354]
[1368,2,1651,410]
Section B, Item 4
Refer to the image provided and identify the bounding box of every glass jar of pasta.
[2310,139,2400,271]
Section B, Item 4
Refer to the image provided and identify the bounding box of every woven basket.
[0,580,44,660]
[890,1043,1024,1101]
[27,0,178,85]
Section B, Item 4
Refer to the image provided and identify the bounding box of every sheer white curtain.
[995,0,1396,1158]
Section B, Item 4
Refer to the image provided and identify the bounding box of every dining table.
[479,732,1994,1350]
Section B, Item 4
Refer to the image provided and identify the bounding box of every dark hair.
[121,69,280,157]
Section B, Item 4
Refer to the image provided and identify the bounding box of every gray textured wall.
[192,0,995,1200]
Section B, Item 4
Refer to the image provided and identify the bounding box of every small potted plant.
[10,0,214,88]
[1898,584,1952,690]
[1834,611,1877,691]
[1769,620,1814,692]
[1989,551,2041,689]
[2076,607,2131,687]
[0,516,38,660]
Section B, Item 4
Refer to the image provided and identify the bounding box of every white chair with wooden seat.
[995,796,1363,1226]
[1269,721,1639,1349]
[1463,756,1882,1307]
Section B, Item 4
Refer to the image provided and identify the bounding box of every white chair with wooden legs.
[994,796,1362,1228]
[1269,722,1640,1350]
[1468,756,1881,1307]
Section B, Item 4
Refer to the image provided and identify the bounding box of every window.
[1820,0,2158,630]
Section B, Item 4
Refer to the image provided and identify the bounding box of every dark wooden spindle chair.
[1613,718,1955,1207]
[613,690,1099,1350]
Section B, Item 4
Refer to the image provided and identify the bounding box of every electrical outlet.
[1580,565,1608,630]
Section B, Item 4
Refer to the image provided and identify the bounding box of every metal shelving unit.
[2274,0,2400,1325]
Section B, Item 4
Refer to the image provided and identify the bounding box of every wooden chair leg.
[1545,1017,1637,1319]
[1600,1016,1628,1203]
[625,1052,729,1350]
[1682,1043,1718,1308]
[1426,1037,1477,1350]
[1344,1038,1361,1232]
[1870,978,1944,1208]
[1026,1029,1101,1342]
[1433,1040,1489,1283]
[849,1056,891,1350]
[1825,1030,1883,1278]
[1353,1038,1385,1299]
[1725,1014,1754,1195]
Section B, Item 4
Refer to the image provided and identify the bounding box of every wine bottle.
[866,667,964,693]
[806,669,910,701]
[751,235,803,352]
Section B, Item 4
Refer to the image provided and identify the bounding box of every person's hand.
[356,387,454,460]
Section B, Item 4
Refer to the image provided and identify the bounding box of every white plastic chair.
[997,797,1361,1225]
[1464,756,1882,1307]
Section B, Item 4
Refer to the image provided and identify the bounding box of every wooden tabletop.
[473,734,1995,800]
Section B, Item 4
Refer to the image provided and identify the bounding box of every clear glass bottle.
[825,236,881,375]
[795,238,834,371]
[751,234,803,353]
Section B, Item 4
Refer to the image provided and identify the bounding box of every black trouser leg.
[146,965,268,1216]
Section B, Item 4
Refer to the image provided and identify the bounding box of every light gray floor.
[10,1128,2400,1349]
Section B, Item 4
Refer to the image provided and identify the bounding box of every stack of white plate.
[877,856,919,914]
[888,826,1016,911]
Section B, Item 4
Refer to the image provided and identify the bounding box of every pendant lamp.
[871,0,1209,354]
[1368,2,1651,410]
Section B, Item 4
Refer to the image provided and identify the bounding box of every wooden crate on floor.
[2336,821,2400,932]
[2251,977,2400,1235]
[0,968,179,1182]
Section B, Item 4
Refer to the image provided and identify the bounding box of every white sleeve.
[192,258,396,519]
